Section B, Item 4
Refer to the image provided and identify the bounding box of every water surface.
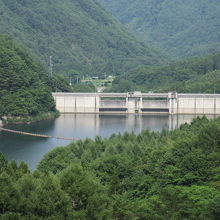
[0,114,216,170]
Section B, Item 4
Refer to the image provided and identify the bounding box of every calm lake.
[0,114,217,170]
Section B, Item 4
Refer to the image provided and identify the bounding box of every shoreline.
[0,111,60,127]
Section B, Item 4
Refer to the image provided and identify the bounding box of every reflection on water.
[0,114,217,170]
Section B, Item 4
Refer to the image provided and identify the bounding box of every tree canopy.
[0,35,70,118]
[1,116,219,219]
[0,0,165,77]
[107,52,220,93]
[97,0,220,58]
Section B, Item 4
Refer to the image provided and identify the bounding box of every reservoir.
[0,114,217,170]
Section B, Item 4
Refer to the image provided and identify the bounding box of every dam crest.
[53,92,220,115]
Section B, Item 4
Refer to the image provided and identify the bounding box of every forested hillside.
[107,53,220,93]
[0,0,164,77]
[97,0,220,57]
[0,35,70,120]
[1,116,220,219]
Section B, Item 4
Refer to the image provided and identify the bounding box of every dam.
[53,92,220,115]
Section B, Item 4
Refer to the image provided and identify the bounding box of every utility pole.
[69,76,72,86]
[49,56,53,77]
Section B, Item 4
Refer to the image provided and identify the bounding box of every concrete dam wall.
[53,92,220,115]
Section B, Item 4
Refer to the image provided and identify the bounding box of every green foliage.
[0,156,73,219]
[0,35,70,118]
[59,164,112,219]
[97,0,220,57]
[48,75,72,93]
[1,116,220,218]
[0,0,165,76]
[72,82,96,92]
[36,116,220,219]
[108,52,220,93]
[146,185,220,220]
[105,79,134,93]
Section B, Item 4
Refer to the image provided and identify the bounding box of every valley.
[0,1,220,219]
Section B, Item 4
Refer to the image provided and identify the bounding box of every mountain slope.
[0,35,57,118]
[0,0,164,76]
[107,53,220,93]
[97,0,220,57]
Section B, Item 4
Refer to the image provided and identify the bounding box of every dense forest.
[0,116,219,219]
[71,82,96,93]
[0,35,70,120]
[1,1,220,218]
[0,0,165,77]
[97,0,220,57]
[107,52,220,93]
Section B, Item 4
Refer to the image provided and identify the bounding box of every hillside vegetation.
[0,0,164,77]
[107,53,220,93]
[0,116,220,219]
[97,0,220,57]
[0,35,70,120]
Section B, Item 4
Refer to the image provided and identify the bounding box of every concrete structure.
[53,92,220,115]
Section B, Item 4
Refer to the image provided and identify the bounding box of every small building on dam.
[52,92,220,115]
